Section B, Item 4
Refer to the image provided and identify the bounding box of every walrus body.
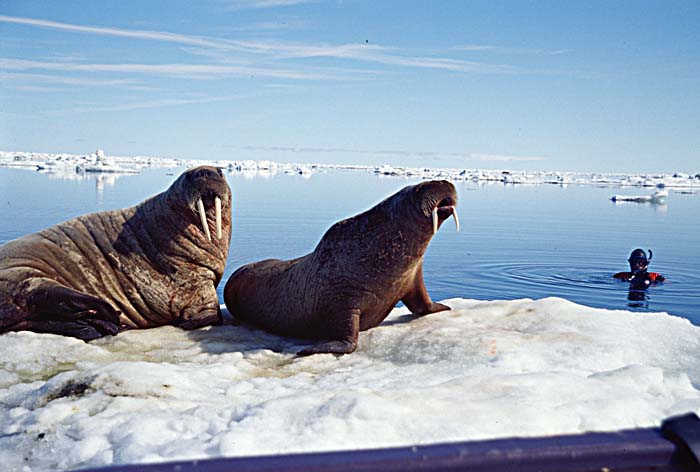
[224,180,459,355]
[0,166,232,341]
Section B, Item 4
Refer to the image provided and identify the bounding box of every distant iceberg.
[3,148,700,189]
[75,149,140,174]
[611,189,668,203]
[3,155,45,169]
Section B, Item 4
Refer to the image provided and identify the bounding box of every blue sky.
[1,0,698,172]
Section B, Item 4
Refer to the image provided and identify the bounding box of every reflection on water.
[30,164,309,201]
[94,175,117,202]
[611,199,669,215]
[627,288,649,308]
[625,275,663,309]
[39,169,122,203]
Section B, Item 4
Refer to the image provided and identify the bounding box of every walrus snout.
[190,166,224,181]
[183,166,227,191]
[414,180,459,234]
[178,166,231,242]
[435,196,457,220]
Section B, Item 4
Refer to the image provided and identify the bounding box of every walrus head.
[167,166,231,243]
[405,180,459,235]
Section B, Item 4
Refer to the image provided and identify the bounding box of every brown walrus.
[224,180,459,355]
[0,166,231,341]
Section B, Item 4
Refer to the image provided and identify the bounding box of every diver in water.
[613,248,665,289]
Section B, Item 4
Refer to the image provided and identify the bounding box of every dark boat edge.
[77,413,700,472]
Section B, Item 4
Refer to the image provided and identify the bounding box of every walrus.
[0,166,231,341]
[224,180,459,355]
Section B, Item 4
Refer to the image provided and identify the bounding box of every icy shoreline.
[2,149,700,189]
[1,297,699,471]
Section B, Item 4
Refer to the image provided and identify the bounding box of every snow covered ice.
[1,297,699,471]
[3,149,700,189]
[611,189,669,203]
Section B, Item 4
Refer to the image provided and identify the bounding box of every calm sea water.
[1,167,698,323]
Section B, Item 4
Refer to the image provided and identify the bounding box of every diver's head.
[628,248,652,275]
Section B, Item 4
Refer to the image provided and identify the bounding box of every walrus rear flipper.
[23,282,121,341]
[297,308,360,356]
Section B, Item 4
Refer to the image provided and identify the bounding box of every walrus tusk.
[215,196,222,239]
[432,207,438,234]
[196,198,211,241]
[432,206,459,234]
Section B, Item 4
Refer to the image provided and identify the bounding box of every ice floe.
[2,150,700,188]
[611,189,669,203]
[1,297,699,471]
[74,149,139,175]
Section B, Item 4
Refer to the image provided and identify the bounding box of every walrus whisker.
[196,198,212,241]
[215,196,222,239]
[432,207,438,234]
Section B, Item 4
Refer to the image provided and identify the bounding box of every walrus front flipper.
[174,306,222,330]
[24,282,121,340]
[400,265,450,316]
[14,319,110,341]
[173,282,223,330]
[297,339,357,356]
[297,308,360,356]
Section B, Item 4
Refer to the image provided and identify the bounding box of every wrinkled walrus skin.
[0,166,232,341]
[224,180,459,356]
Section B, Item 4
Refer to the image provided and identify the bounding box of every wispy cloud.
[238,145,546,162]
[228,40,389,58]
[229,20,307,32]
[65,94,253,113]
[0,58,350,81]
[0,14,535,76]
[469,153,545,162]
[198,40,521,74]
[0,71,144,88]
[11,85,66,93]
[450,44,500,52]
[451,44,573,56]
[223,0,315,10]
[0,14,238,50]
[356,54,519,74]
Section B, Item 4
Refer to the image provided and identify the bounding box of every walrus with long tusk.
[224,180,459,356]
[0,166,231,341]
